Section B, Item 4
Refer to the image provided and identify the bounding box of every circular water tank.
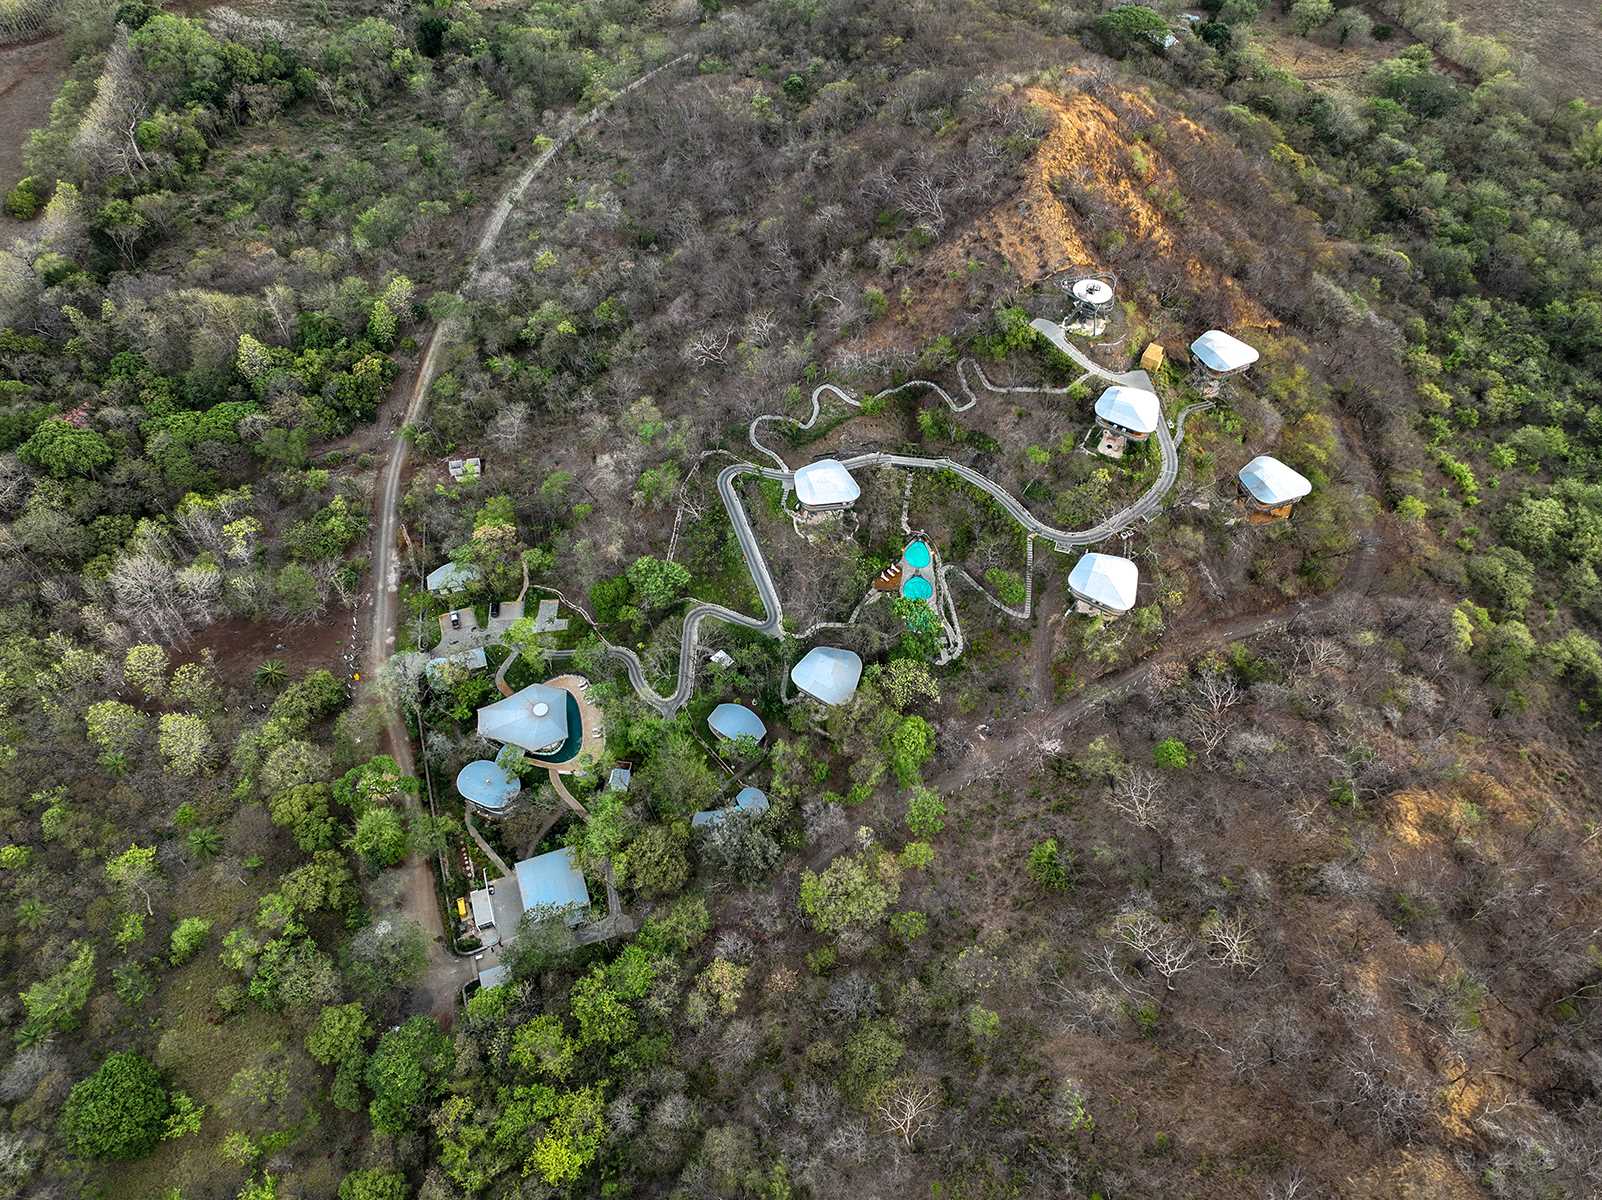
[1071,278,1114,307]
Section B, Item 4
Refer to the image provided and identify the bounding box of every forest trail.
[935,527,1385,794]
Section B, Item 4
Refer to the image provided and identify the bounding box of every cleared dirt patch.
[0,33,70,226]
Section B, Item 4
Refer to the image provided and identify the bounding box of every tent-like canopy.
[1190,330,1260,374]
[793,459,861,508]
[791,646,864,706]
[1068,552,1140,614]
[708,703,767,743]
[514,847,590,925]
[477,682,570,753]
[456,760,521,810]
[1094,385,1161,435]
[426,561,480,593]
[691,787,771,829]
[1238,455,1312,507]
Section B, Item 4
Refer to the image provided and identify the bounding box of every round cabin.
[793,458,861,512]
[1067,552,1140,619]
[1237,455,1312,523]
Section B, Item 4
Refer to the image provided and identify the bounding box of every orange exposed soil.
[849,79,1275,357]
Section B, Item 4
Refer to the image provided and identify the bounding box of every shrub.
[904,786,946,837]
[4,176,45,220]
[1026,838,1073,891]
[59,1053,171,1160]
[1152,738,1191,769]
[169,916,212,965]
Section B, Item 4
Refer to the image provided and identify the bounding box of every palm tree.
[187,826,223,860]
[254,659,288,690]
[100,752,128,778]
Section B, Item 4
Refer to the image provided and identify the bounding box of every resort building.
[708,703,767,744]
[691,786,771,829]
[790,646,864,706]
[793,458,861,512]
[477,681,574,757]
[1067,552,1140,619]
[513,846,591,926]
[455,759,521,815]
[1190,330,1259,395]
[1093,385,1161,457]
[1237,455,1312,523]
[468,885,499,948]
[1066,276,1115,337]
[426,561,480,594]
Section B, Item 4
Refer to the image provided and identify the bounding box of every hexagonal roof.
[1094,385,1161,435]
[1068,552,1140,613]
[1238,455,1312,506]
[1190,330,1260,374]
[793,459,861,507]
[790,646,863,705]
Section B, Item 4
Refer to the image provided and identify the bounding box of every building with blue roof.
[708,703,767,744]
[513,847,591,926]
[477,682,571,755]
[456,760,521,813]
[791,646,863,706]
[691,786,770,829]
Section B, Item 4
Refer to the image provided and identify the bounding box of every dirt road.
[936,528,1385,794]
[359,57,691,1020]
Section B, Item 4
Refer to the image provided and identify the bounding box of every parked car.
[489,602,501,620]
[449,610,462,629]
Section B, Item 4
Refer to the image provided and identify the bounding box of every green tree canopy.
[59,1052,171,1160]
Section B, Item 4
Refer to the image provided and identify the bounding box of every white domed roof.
[1068,552,1140,613]
[1094,385,1161,435]
[1190,330,1260,374]
[790,646,863,705]
[793,459,860,507]
[1072,278,1114,305]
[1238,455,1311,506]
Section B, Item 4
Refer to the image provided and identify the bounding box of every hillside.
[0,0,1599,1197]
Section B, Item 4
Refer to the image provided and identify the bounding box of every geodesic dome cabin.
[1237,455,1312,522]
[1094,385,1162,440]
[1067,552,1140,618]
[793,459,861,511]
[1189,330,1260,378]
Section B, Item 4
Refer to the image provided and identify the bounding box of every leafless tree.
[1114,911,1196,990]
[1184,667,1241,759]
[876,1079,940,1147]
[683,327,732,367]
[1202,910,1263,975]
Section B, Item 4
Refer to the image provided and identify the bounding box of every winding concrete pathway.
[560,329,1212,716]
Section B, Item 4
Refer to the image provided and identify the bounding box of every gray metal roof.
[1068,552,1140,613]
[477,963,511,989]
[607,766,632,792]
[1190,330,1259,374]
[1095,385,1161,435]
[790,646,863,705]
[1238,455,1311,506]
[708,703,767,743]
[426,561,480,592]
[793,459,861,507]
[513,847,590,925]
[456,759,521,809]
[477,682,570,753]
